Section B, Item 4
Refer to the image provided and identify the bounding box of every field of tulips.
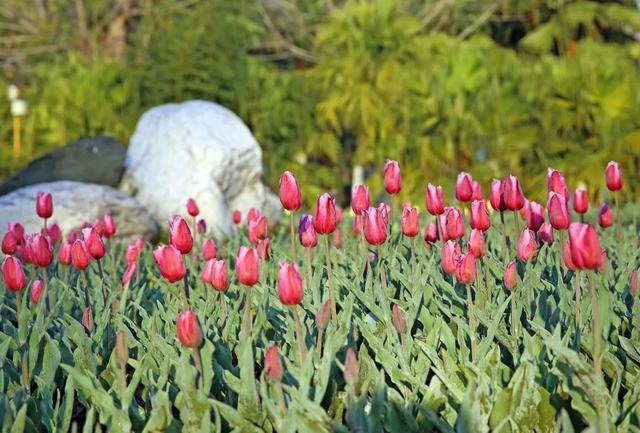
[1,161,639,433]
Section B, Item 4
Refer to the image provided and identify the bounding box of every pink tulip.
[605,161,623,191]
[517,229,537,262]
[455,172,474,202]
[383,160,401,194]
[279,171,302,211]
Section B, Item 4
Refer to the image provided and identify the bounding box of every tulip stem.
[466,282,478,363]
[558,230,565,281]
[219,291,227,327]
[242,286,252,340]
[410,236,416,277]
[291,305,307,366]
[377,244,387,290]
[315,327,324,357]
[513,211,520,247]
[192,346,203,390]
[614,191,621,242]
[323,235,337,321]
[275,382,287,413]
[510,291,517,341]
[589,271,602,375]
[580,214,584,223]
[42,266,50,314]
[80,270,91,309]
[15,292,29,393]
[360,216,371,277]
[290,212,298,263]
[180,274,191,311]
[574,271,581,349]
[305,247,313,293]
[483,256,491,305]
[500,211,510,259]
[96,260,107,305]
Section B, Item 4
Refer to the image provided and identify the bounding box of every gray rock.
[120,100,281,239]
[0,181,159,242]
[0,136,126,196]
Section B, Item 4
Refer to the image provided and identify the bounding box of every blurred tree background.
[1,0,639,206]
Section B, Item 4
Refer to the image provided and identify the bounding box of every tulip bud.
[313,194,337,235]
[423,222,439,246]
[258,238,270,260]
[471,181,483,201]
[298,214,317,247]
[125,244,140,264]
[233,210,242,225]
[186,198,200,217]
[391,304,406,334]
[455,253,476,284]
[538,223,554,246]
[547,192,570,230]
[30,279,43,304]
[316,299,333,330]
[115,331,129,368]
[630,268,638,297]
[36,191,53,219]
[2,231,17,254]
[92,218,105,236]
[425,183,445,216]
[401,205,420,237]
[468,229,486,258]
[122,262,137,285]
[525,201,545,232]
[59,242,72,265]
[247,208,260,224]
[71,240,91,270]
[202,239,217,261]
[176,310,203,348]
[351,184,370,215]
[573,189,588,214]
[203,259,228,291]
[562,240,576,270]
[383,160,401,194]
[503,175,525,211]
[236,246,259,286]
[455,172,474,202]
[153,245,186,282]
[547,168,569,198]
[441,240,461,275]
[249,215,268,245]
[568,223,601,270]
[48,223,62,243]
[82,306,93,332]
[8,222,25,244]
[67,230,80,244]
[504,260,517,290]
[279,171,302,211]
[598,204,613,228]
[364,207,387,245]
[29,234,53,267]
[197,219,207,234]
[103,215,116,238]
[517,229,537,262]
[82,227,106,260]
[605,161,623,191]
[344,347,359,386]
[445,207,464,240]
[169,216,194,254]
[2,256,26,291]
[490,179,506,211]
[278,262,303,305]
[264,345,283,382]
[470,200,490,231]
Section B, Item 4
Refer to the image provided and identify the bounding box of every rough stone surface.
[0,136,126,196]
[0,181,159,242]
[120,100,280,238]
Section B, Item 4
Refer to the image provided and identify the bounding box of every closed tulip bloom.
[455,253,476,284]
[468,229,486,258]
[103,215,116,238]
[605,161,623,191]
[48,223,62,243]
[383,160,401,194]
[279,171,302,211]
[92,219,105,236]
[630,268,638,297]
[490,179,506,211]
[30,279,43,304]
[67,230,80,244]
[82,227,106,260]
[538,223,554,246]
[36,191,53,218]
[82,306,93,332]
[525,201,545,232]
[425,183,445,215]
[441,240,461,274]
[598,204,613,228]
[503,175,525,211]
[378,203,390,226]
[344,347,359,386]
[364,207,387,245]
[122,262,137,285]
[264,345,283,382]
[233,210,242,225]
[169,216,194,254]
[547,168,569,198]
[298,214,317,247]
[316,300,333,330]
[313,194,337,234]
[573,189,588,214]
[504,260,517,290]
[59,242,72,265]
[470,200,490,231]
[455,172,474,202]
[519,199,530,220]
[517,229,537,262]
[202,239,217,261]
[125,244,140,264]
[2,231,17,254]
[351,184,370,215]
[176,310,203,348]
[258,238,270,260]
[278,262,303,305]
[401,205,420,237]
[445,207,464,240]
[197,218,207,234]
[29,234,53,267]
[71,240,91,270]
[134,238,145,252]
[471,181,483,201]
[203,259,228,291]
[247,207,260,224]
[236,246,259,286]
[547,192,570,230]
[186,198,200,217]
[249,215,268,245]
[562,240,577,270]
[391,304,407,334]
[8,222,25,244]
[568,223,601,270]
[2,256,26,291]
[424,222,439,246]
[153,245,186,282]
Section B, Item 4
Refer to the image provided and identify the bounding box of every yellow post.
[12,115,21,157]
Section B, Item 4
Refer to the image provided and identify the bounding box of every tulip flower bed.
[1,162,639,433]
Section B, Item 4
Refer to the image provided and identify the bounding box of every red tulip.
[186,198,200,217]
[383,160,401,194]
[82,306,93,332]
[470,200,490,231]
[202,259,228,291]
[562,240,577,270]
[547,192,570,230]
[401,205,420,237]
[351,184,370,215]
[423,222,439,246]
[59,242,72,265]
[490,179,506,211]
[425,183,445,215]
[525,200,545,232]
[125,243,140,264]
[249,215,268,245]
[197,218,207,234]
[538,223,554,246]
[8,222,25,244]
[279,171,302,211]
[353,215,362,235]
[153,245,186,282]
[92,218,105,237]
[1,255,26,291]
[169,216,194,254]
[47,223,62,243]
[605,161,623,191]
[103,215,116,238]
[30,279,43,304]
[504,260,517,290]
[568,223,601,270]
[36,191,53,219]
[313,194,337,235]
[598,204,613,228]
[258,238,270,260]
[122,262,137,285]
[264,345,283,382]
[573,189,588,214]
[28,234,53,267]
[547,168,569,198]
[316,300,333,330]
[233,210,242,225]
[2,231,17,254]
[82,227,105,260]
[468,229,486,258]
[278,262,303,305]
[445,207,464,240]
[441,240,461,274]
[344,347,359,386]
[247,208,260,224]
[298,214,317,247]
[455,172,474,202]
[629,268,638,297]
[176,310,203,348]
[455,253,476,284]
[67,230,80,244]
[503,175,525,211]
[517,229,537,262]
[438,214,450,242]
[364,207,387,245]
[471,181,483,201]
[236,246,259,286]
[391,304,407,334]
[202,239,217,261]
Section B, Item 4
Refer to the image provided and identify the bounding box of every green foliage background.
[1,0,640,205]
